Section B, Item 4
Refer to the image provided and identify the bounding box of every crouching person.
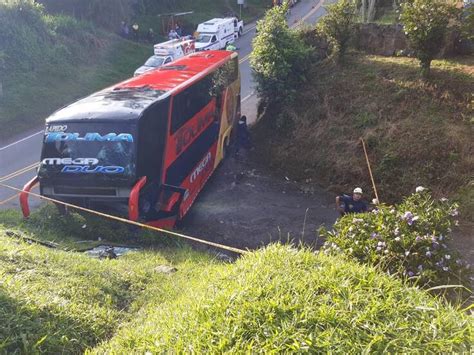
[336,187,368,216]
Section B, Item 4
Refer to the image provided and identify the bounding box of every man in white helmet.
[336,187,368,215]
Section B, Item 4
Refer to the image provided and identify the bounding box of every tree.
[360,0,378,23]
[400,0,457,77]
[250,4,311,106]
[319,0,357,61]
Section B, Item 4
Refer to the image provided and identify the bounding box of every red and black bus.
[21,50,241,228]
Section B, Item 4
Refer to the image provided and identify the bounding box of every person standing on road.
[335,187,368,215]
[234,115,251,156]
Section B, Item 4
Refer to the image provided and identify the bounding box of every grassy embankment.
[254,53,473,217]
[0,207,473,353]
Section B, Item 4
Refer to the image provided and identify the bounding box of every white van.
[134,38,195,76]
[195,18,236,51]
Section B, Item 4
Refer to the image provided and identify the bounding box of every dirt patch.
[179,151,338,252]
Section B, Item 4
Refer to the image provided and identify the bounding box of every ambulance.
[195,18,236,51]
[133,38,195,76]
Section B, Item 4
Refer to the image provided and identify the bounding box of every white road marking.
[0,130,43,152]
[242,25,257,36]
[242,92,255,102]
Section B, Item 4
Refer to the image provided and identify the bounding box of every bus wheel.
[54,202,68,216]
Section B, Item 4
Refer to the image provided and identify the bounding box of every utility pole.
[237,0,245,18]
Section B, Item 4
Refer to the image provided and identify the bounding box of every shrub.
[400,0,458,77]
[318,0,357,61]
[250,4,312,106]
[320,188,470,288]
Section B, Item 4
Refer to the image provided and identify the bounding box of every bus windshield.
[38,122,137,183]
[144,56,165,67]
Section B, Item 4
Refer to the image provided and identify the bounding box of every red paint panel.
[164,99,216,169]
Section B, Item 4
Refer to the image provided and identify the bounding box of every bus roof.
[46,50,236,124]
[118,50,234,93]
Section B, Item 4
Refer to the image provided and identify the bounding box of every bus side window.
[171,75,213,133]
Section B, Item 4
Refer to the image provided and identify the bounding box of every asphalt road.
[0,0,331,214]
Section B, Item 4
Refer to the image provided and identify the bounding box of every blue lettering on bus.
[45,132,133,143]
[61,165,125,174]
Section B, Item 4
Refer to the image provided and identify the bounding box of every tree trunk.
[420,58,431,78]
[360,0,367,23]
[367,0,376,22]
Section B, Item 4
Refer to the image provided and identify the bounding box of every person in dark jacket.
[336,187,368,215]
[235,115,251,156]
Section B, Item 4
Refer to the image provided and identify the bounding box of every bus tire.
[54,202,68,216]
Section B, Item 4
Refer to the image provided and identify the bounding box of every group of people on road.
[168,24,183,40]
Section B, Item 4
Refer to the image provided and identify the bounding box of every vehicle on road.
[233,17,244,37]
[195,18,236,51]
[133,38,195,76]
[21,51,241,229]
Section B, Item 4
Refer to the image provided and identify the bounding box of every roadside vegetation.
[321,189,471,291]
[0,209,472,352]
[251,0,473,217]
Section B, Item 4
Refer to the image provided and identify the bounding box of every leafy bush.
[318,0,357,61]
[400,0,458,77]
[321,188,470,287]
[250,4,312,106]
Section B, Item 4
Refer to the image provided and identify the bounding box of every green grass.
[0,208,472,353]
[0,232,216,353]
[88,246,474,352]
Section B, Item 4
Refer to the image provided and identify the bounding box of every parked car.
[134,55,173,76]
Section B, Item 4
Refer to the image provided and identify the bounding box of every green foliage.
[460,4,474,42]
[250,5,312,106]
[400,0,458,77]
[321,189,470,287]
[318,0,357,60]
[38,0,132,29]
[95,245,473,353]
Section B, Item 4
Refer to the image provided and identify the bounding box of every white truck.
[233,17,244,37]
[133,38,195,76]
[195,18,236,51]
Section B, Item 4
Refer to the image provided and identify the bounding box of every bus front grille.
[53,186,117,196]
